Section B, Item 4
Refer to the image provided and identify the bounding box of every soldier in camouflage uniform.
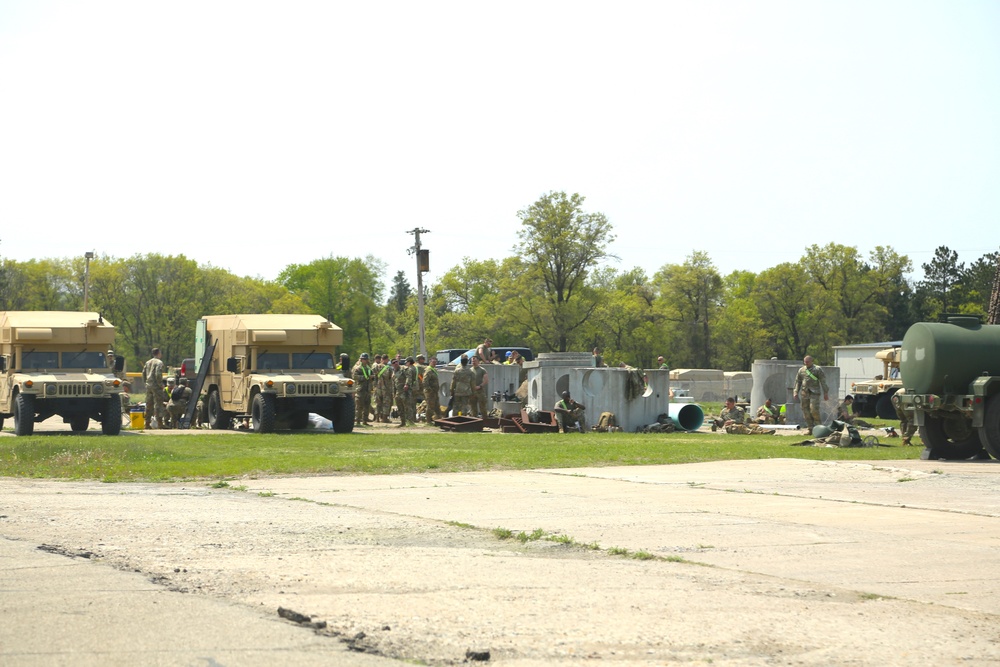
[369,355,382,421]
[375,355,395,423]
[352,353,373,426]
[755,398,783,424]
[836,395,875,429]
[393,357,416,427]
[470,355,489,417]
[554,391,586,433]
[891,388,917,446]
[793,355,829,431]
[422,356,441,422]
[714,397,774,435]
[166,378,192,429]
[450,354,475,416]
[142,348,168,430]
[404,357,418,422]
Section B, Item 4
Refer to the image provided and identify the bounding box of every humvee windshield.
[21,351,59,369]
[253,352,336,370]
[20,350,108,370]
[62,351,107,369]
[255,352,288,370]
[292,352,334,369]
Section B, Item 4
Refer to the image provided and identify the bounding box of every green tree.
[586,267,658,367]
[278,255,386,354]
[962,250,999,318]
[512,191,615,352]
[714,271,770,370]
[389,271,412,312]
[754,263,830,362]
[652,252,723,368]
[800,243,912,344]
[915,246,965,319]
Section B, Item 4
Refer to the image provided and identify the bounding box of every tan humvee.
[197,314,356,433]
[0,311,125,436]
[850,346,901,419]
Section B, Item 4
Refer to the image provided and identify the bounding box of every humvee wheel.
[251,393,276,433]
[875,394,898,420]
[101,396,122,435]
[13,393,35,436]
[920,414,984,460]
[331,396,355,433]
[978,396,1000,460]
[70,415,90,432]
[208,390,232,430]
[0,416,4,430]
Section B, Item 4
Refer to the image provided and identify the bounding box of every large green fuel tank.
[900,317,1000,395]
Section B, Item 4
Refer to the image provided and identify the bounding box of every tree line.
[2,191,997,373]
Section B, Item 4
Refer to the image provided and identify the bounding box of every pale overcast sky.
[1,1,997,292]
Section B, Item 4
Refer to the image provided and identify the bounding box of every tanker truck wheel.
[919,414,984,460]
[251,393,276,433]
[977,396,1000,460]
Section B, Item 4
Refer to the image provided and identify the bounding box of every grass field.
[0,423,921,482]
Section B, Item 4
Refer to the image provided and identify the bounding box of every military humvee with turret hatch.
[0,311,125,436]
[197,314,356,433]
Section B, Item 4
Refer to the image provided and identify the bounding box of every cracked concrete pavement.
[3,458,1000,665]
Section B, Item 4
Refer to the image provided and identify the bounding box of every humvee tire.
[875,394,898,420]
[251,393,276,433]
[13,393,35,436]
[331,396,355,434]
[102,396,122,436]
[70,415,89,433]
[208,390,232,430]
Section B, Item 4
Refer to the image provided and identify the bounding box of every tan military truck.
[850,346,902,419]
[0,311,125,436]
[197,314,356,433]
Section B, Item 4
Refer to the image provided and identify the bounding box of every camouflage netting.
[624,369,646,400]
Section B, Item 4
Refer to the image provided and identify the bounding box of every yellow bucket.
[130,409,144,430]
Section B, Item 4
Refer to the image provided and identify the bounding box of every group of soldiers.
[709,355,918,446]
[350,352,443,427]
[132,347,195,429]
[349,338,527,428]
[712,396,780,435]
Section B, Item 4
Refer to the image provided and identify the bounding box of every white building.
[831,340,902,398]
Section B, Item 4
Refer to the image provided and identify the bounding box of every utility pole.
[83,251,95,312]
[406,228,430,358]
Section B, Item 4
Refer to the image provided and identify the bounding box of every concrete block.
[526,367,673,433]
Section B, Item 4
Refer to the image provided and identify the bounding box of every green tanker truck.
[897,315,1000,460]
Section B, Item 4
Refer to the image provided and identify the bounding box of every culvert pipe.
[669,403,704,431]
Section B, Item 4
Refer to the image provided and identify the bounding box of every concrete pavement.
[3,458,1000,665]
